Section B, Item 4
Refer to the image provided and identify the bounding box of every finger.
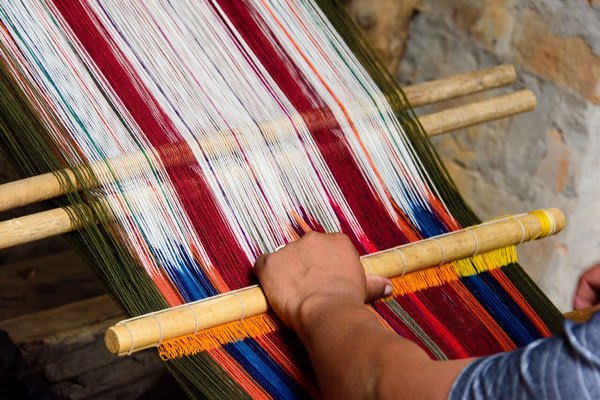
[574,278,600,309]
[253,253,270,278]
[581,264,600,288]
[574,265,600,309]
[365,275,393,303]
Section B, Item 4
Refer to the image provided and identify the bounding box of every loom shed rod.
[0,65,519,213]
[104,208,565,357]
[0,90,536,250]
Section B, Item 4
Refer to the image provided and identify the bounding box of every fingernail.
[384,284,393,296]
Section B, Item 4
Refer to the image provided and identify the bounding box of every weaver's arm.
[254,232,473,399]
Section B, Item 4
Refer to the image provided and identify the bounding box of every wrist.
[292,294,371,341]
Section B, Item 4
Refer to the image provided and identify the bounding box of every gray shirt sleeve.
[449,312,600,400]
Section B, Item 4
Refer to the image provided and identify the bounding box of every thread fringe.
[158,246,517,360]
[159,312,281,360]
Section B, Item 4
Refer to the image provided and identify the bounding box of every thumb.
[365,275,393,303]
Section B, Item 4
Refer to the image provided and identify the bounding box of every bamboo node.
[511,215,527,244]
[185,304,200,334]
[151,314,165,347]
[232,292,246,321]
[431,238,446,265]
[466,228,480,256]
[395,248,407,277]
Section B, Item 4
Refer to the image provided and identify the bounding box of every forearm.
[295,297,397,398]
[254,233,474,398]
[295,297,470,399]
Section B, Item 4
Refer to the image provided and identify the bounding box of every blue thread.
[463,272,542,346]
[225,339,308,398]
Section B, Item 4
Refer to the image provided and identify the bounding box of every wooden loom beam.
[104,208,565,356]
[0,65,520,214]
[0,91,536,250]
[403,64,516,107]
[0,64,594,359]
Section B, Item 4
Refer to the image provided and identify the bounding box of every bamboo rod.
[104,208,565,356]
[403,64,516,107]
[423,90,536,137]
[0,206,84,249]
[0,65,518,213]
[0,93,537,250]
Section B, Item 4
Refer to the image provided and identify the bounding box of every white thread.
[467,229,480,256]
[151,315,164,347]
[232,292,246,321]
[274,244,286,252]
[395,248,408,277]
[512,216,527,244]
[186,305,200,334]
[117,321,136,356]
[431,239,446,265]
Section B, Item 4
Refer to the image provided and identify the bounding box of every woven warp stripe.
[0,0,564,398]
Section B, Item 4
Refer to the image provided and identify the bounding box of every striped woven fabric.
[0,0,563,398]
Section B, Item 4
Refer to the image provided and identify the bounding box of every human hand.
[254,232,392,332]
[574,264,600,309]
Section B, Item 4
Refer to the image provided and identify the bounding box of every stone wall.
[349,0,599,310]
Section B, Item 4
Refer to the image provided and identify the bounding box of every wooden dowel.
[104,208,565,356]
[0,206,83,249]
[0,170,80,215]
[404,64,516,107]
[563,304,600,324]
[422,90,536,137]
[0,93,537,251]
[0,65,518,214]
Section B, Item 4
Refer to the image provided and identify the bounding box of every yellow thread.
[541,209,556,235]
[389,246,517,297]
[529,210,552,239]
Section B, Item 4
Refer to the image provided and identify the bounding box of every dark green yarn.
[503,263,564,333]
[0,2,565,399]
[0,42,254,397]
[0,58,167,317]
[165,354,253,400]
[316,0,564,330]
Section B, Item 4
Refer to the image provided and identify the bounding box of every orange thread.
[159,313,281,360]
